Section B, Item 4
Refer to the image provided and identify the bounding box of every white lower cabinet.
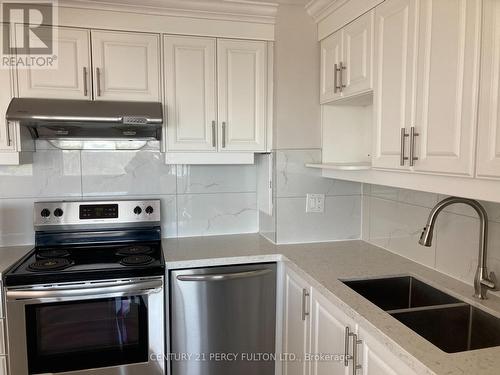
[0,357,6,375]
[283,267,311,375]
[282,267,417,375]
[358,327,416,375]
[310,290,354,375]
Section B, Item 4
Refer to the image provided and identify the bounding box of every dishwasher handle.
[176,268,272,282]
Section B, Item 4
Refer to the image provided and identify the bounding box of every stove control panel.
[34,200,161,228]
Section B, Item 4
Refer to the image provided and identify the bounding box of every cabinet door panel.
[92,31,160,101]
[217,39,267,152]
[320,31,343,103]
[0,67,14,151]
[164,36,216,151]
[17,27,90,99]
[310,291,352,375]
[476,0,500,179]
[283,268,310,375]
[342,11,373,97]
[372,0,416,170]
[412,0,480,176]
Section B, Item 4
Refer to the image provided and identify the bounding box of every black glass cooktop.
[4,241,164,286]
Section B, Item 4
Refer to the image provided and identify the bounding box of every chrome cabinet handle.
[96,67,102,96]
[83,67,88,97]
[334,63,340,93]
[222,121,227,148]
[176,269,272,282]
[340,61,346,89]
[344,326,351,366]
[400,128,409,166]
[302,288,310,321]
[211,120,216,148]
[349,331,362,375]
[5,120,11,147]
[409,126,419,167]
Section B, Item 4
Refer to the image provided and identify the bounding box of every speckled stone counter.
[163,234,500,375]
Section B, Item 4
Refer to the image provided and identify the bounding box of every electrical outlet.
[306,194,325,213]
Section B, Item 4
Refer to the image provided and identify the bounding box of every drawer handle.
[409,126,419,167]
[400,128,409,166]
[349,331,363,375]
[302,288,310,321]
[212,120,216,148]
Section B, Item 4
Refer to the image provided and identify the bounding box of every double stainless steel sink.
[343,276,500,353]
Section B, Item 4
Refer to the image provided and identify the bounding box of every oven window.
[26,296,148,374]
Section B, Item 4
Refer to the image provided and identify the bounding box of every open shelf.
[306,162,372,171]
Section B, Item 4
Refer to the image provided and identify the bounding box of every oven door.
[6,277,164,375]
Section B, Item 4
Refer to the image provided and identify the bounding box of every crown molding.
[58,0,279,24]
[305,0,349,22]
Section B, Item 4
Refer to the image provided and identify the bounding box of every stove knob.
[54,208,63,217]
[145,206,154,215]
[41,208,51,218]
[133,206,142,215]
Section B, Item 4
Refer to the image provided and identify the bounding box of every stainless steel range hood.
[6,98,163,140]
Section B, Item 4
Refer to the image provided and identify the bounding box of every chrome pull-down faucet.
[419,197,496,300]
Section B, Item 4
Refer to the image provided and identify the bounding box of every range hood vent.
[6,98,163,140]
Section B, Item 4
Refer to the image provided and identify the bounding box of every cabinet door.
[164,36,217,151]
[310,290,352,375]
[17,27,91,99]
[91,31,160,101]
[283,268,311,375]
[412,0,481,176]
[342,11,374,97]
[0,68,14,151]
[320,31,343,103]
[217,39,267,152]
[358,327,417,375]
[476,0,500,179]
[372,0,416,170]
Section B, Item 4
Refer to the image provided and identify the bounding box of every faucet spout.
[418,197,495,300]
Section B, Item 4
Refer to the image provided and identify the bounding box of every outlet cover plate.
[306,194,325,213]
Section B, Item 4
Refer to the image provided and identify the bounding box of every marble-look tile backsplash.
[0,149,257,246]
[273,149,362,244]
[363,184,500,294]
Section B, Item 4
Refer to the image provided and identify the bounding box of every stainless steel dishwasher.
[170,263,276,375]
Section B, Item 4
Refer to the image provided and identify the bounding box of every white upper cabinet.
[283,268,311,375]
[372,0,416,170]
[476,0,500,179]
[91,30,161,102]
[321,31,343,103]
[342,11,373,98]
[412,0,481,176]
[0,68,15,151]
[17,27,91,99]
[217,39,267,152]
[164,36,217,151]
[320,11,373,104]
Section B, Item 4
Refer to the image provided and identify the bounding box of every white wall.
[363,184,500,295]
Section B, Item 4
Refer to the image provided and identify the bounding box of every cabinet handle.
[344,326,351,366]
[5,120,11,147]
[96,67,102,97]
[222,121,227,148]
[334,63,340,93]
[83,67,88,97]
[340,61,346,90]
[400,128,409,166]
[301,288,310,321]
[211,121,216,148]
[409,126,419,167]
[349,331,362,375]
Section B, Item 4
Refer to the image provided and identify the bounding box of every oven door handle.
[6,279,163,300]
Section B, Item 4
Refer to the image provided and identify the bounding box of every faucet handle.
[484,271,497,291]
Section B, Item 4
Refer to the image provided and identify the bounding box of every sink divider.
[386,302,469,315]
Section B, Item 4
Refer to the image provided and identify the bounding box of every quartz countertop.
[0,244,32,277]
[162,234,500,375]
